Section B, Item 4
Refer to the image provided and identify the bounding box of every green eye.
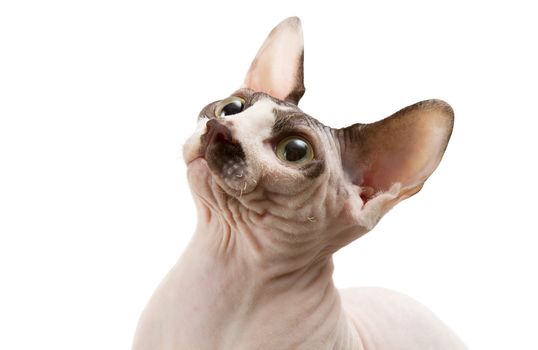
[276,136,314,164]
[215,96,245,118]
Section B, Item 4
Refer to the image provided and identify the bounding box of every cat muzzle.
[201,119,247,178]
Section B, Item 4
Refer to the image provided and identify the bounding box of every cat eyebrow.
[198,103,216,120]
[271,112,311,136]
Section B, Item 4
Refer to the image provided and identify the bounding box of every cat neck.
[133,210,362,350]
[175,220,361,349]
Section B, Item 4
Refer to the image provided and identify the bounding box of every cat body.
[132,17,467,350]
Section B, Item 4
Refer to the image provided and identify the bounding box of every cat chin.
[186,157,258,199]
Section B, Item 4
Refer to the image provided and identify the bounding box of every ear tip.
[279,17,303,36]
[423,99,454,118]
[284,16,302,26]
[416,99,455,131]
[417,98,452,113]
[430,98,454,115]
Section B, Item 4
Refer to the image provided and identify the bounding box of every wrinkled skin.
[132,17,467,350]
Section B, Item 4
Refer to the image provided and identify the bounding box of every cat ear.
[242,17,305,104]
[339,99,454,217]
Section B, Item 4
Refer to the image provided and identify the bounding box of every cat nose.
[204,119,235,145]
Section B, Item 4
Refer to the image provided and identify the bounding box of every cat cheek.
[183,134,203,165]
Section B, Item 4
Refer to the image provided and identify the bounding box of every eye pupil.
[283,139,308,162]
[220,100,244,117]
[276,136,314,164]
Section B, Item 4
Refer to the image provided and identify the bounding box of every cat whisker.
[239,181,248,198]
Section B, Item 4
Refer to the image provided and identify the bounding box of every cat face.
[182,17,453,251]
[185,90,333,195]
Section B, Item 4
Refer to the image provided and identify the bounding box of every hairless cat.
[132,17,467,350]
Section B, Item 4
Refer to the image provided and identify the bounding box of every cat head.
[183,17,453,252]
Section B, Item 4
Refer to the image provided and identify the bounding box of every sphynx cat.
[132,17,467,350]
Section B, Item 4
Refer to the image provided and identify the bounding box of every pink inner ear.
[364,129,432,194]
[343,100,454,203]
[242,17,304,103]
[244,53,298,101]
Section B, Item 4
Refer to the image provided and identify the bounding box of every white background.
[1,1,537,349]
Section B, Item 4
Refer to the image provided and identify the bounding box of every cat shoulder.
[339,287,467,350]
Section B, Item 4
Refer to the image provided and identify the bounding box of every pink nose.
[204,119,234,145]
[206,119,233,143]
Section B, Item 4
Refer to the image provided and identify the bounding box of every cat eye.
[215,97,245,119]
[276,136,314,164]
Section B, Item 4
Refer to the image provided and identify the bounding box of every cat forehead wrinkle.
[273,108,327,132]
[272,112,316,136]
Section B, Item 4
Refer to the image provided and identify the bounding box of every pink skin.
[132,17,467,350]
